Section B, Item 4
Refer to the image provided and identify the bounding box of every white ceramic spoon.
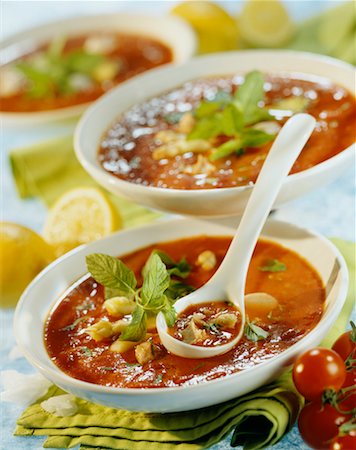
[156,113,316,358]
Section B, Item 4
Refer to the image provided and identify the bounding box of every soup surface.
[98,73,355,189]
[0,33,172,112]
[45,236,325,388]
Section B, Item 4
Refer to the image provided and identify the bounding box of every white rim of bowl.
[14,218,349,396]
[74,49,355,197]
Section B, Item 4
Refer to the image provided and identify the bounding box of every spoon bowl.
[157,113,316,358]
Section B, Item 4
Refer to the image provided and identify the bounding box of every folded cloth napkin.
[14,240,355,449]
[9,135,160,228]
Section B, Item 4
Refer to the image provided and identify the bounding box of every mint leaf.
[120,305,147,342]
[187,114,222,141]
[141,253,170,307]
[162,298,177,327]
[86,253,137,298]
[165,280,195,300]
[195,100,221,119]
[241,128,275,147]
[221,104,244,136]
[234,71,264,118]
[259,259,287,272]
[146,250,191,279]
[244,319,269,342]
[210,138,243,161]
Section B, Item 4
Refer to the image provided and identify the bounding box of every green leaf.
[62,316,87,331]
[141,253,170,307]
[235,71,265,114]
[146,250,191,279]
[120,305,147,342]
[187,114,223,141]
[165,280,195,300]
[195,101,221,119]
[241,128,275,148]
[162,298,177,327]
[258,259,287,272]
[244,319,269,342]
[221,103,244,136]
[242,107,272,126]
[65,50,105,75]
[209,138,243,161]
[86,253,137,298]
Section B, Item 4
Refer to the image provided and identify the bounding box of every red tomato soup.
[0,33,172,112]
[44,236,325,388]
[98,73,355,189]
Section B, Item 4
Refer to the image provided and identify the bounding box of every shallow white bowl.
[0,13,196,126]
[75,50,355,217]
[14,218,348,412]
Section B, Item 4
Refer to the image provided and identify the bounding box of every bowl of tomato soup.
[14,218,348,412]
[75,50,355,217]
[0,13,196,125]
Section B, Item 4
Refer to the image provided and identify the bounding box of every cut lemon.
[171,1,239,53]
[43,187,122,257]
[0,222,54,307]
[238,0,294,48]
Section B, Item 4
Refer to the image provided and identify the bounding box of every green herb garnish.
[76,300,95,311]
[101,366,115,371]
[80,347,93,357]
[14,36,116,99]
[244,319,269,342]
[258,259,287,272]
[86,251,193,342]
[62,316,87,331]
[204,322,222,334]
[187,71,275,161]
[153,373,163,384]
[164,112,185,124]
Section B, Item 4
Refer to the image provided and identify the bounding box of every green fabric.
[14,240,355,450]
[9,135,160,229]
[287,2,355,65]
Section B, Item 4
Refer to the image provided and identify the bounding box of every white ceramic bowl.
[14,218,348,412]
[0,13,196,126]
[75,50,355,217]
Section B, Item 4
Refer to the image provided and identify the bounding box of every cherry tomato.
[332,324,356,365]
[293,348,347,401]
[329,432,356,450]
[298,401,350,449]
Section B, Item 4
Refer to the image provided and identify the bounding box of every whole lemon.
[0,222,54,308]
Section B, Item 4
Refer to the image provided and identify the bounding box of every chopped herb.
[153,374,163,385]
[125,362,140,368]
[204,323,222,334]
[185,71,276,162]
[192,362,206,371]
[76,300,95,311]
[225,301,234,306]
[80,347,93,357]
[244,319,269,342]
[62,316,87,331]
[259,259,287,272]
[164,112,185,124]
[101,366,115,371]
[145,250,191,279]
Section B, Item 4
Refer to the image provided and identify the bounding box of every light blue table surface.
[1,2,355,450]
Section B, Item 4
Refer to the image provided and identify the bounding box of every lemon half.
[43,187,122,257]
[171,1,239,53]
[239,0,294,48]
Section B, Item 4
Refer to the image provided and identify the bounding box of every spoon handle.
[213,113,316,300]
